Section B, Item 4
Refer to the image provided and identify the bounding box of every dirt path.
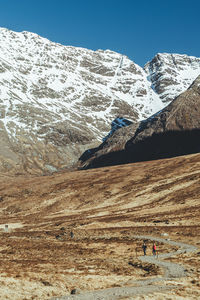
[51,235,198,300]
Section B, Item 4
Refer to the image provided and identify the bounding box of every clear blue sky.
[0,0,199,66]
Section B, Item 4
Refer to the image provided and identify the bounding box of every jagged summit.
[0,27,200,173]
[145,52,200,103]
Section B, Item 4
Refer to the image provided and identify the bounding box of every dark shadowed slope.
[80,75,200,169]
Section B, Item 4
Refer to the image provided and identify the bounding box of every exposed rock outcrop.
[145,53,200,103]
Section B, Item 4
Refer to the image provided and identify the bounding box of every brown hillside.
[0,153,199,299]
[80,75,200,169]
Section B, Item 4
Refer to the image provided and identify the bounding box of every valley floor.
[0,153,200,299]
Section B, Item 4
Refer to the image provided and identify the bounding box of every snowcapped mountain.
[79,75,200,169]
[145,53,200,103]
[0,27,200,173]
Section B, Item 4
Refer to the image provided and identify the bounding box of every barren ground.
[0,153,200,299]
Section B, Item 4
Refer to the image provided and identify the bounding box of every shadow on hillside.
[80,129,200,169]
[79,144,105,163]
[79,117,133,163]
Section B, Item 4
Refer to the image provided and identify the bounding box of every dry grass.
[0,153,200,299]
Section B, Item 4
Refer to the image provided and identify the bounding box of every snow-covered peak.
[0,27,200,173]
[145,52,200,103]
[0,27,165,140]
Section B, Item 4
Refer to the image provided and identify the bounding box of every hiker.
[142,241,147,256]
[152,242,156,256]
[70,231,74,239]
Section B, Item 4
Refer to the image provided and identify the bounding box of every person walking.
[142,241,147,256]
[152,242,156,256]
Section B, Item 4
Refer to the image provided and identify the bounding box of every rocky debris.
[70,289,81,295]
[40,279,52,287]
[161,233,169,237]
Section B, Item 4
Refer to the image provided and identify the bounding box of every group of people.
[142,241,157,256]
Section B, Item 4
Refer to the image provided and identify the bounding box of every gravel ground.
[51,235,197,300]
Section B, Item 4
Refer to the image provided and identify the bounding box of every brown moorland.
[0,153,199,299]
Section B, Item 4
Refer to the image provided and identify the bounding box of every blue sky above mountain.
[0,0,199,66]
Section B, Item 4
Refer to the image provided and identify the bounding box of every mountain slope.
[145,53,200,103]
[0,27,200,173]
[80,75,200,168]
[0,153,200,299]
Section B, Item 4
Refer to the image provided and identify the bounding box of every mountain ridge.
[0,27,200,173]
[79,75,200,169]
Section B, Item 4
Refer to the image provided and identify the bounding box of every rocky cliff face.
[144,53,200,103]
[80,76,200,169]
[0,27,200,173]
